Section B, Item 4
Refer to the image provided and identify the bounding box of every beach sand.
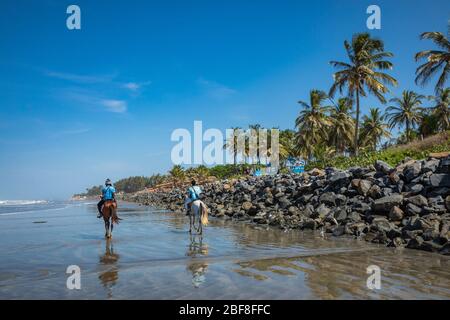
[0,201,449,299]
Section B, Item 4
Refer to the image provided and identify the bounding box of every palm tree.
[193,165,210,181]
[386,90,425,143]
[184,167,196,179]
[168,165,185,187]
[359,108,391,151]
[149,174,166,187]
[429,87,450,131]
[313,143,336,167]
[223,127,241,165]
[418,107,439,138]
[295,90,331,159]
[248,124,262,164]
[415,32,450,93]
[395,130,422,145]
[265,126,281,165]
[328,97,355,155]
[279,129,302,164]
[330,33,397,156]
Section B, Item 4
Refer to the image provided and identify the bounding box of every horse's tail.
[200,202,209,226]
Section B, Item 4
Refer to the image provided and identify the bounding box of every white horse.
[186,199,209,234]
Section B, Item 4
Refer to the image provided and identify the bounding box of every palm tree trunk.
[354,89,360,156]
[406,122,410,143]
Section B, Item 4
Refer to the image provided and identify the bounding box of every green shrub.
[306,132,450,170]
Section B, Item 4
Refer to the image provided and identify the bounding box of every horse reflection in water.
[98,238,120,298]
[186,234,209,288]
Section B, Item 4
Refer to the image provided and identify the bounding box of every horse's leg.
[109,214,113,238]
[192,208,197,233]
[104,218,109,238]
[195,205,202,233]
[189,212,192,233]
[199,205,203,235]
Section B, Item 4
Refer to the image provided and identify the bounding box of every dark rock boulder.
[370,217,395,234]
[440,242,450,255]
[422,158,440,173]
[405,203,423,216]
[368,185,382,199]
[358,179,372,196]
[375,160,393,174]
[445,195,450,211]
[404,162,422,182]
[437,157,450,174]
[332,225,345,237]
[372,194,403,213]
[406,236,424,250]
[429,174,450,187]
[319,192,337,206]
[329,171,351,187]
[389,206,404,221]
[406,195,428,207]
[334,208,347,222]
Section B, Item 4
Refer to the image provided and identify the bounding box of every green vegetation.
[415,32,450,93]
[77,164,255,196]
[114,176,165,193]
[329,32,397,156]
[77,175,164,197]
[76,29,449,197]
[74,185,102,198]
[306,131,450,170]
[291,30,449,161]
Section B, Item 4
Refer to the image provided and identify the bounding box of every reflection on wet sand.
[160,210,450,298]
[164,212,369,251]
[235,249,450,299]
[98,239,120,298]
[1,202,450,299]
[186,234,209,288]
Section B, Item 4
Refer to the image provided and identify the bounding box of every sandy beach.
[0,201,449,299]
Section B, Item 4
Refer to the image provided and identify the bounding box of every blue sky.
[0,0,448,199]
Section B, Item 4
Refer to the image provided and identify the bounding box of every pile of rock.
[123,157,450,254]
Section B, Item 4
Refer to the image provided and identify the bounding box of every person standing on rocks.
[184,180,202,216]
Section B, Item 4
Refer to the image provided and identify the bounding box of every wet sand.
[0,201,449,299]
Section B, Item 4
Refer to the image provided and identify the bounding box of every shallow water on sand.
[0,201,449,299]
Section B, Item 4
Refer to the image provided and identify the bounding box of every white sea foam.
[0,200,49,206]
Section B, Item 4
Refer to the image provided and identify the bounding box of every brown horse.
[102,200,120,238]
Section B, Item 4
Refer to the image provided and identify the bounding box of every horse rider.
[184,179,202,215]
[97,179,116,218]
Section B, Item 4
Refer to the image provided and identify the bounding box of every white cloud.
[51,128,90,138]
[44,69,151,113]
[44,70,117,84]
[59,89,128,113]
[123,82,140,91]
[59,128,90,135]
[101,99,128,113]
[122,81,152,92]
[198,78,236,99]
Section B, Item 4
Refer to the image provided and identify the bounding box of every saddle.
[103,200,117,209]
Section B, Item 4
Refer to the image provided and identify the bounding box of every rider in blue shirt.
[97,179,116,218]
[185,180,202,215]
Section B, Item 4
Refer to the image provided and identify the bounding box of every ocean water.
[0,200,71,216]
[0,200,449,299]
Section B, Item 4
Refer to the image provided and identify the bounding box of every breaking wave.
[0,200,49,206]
